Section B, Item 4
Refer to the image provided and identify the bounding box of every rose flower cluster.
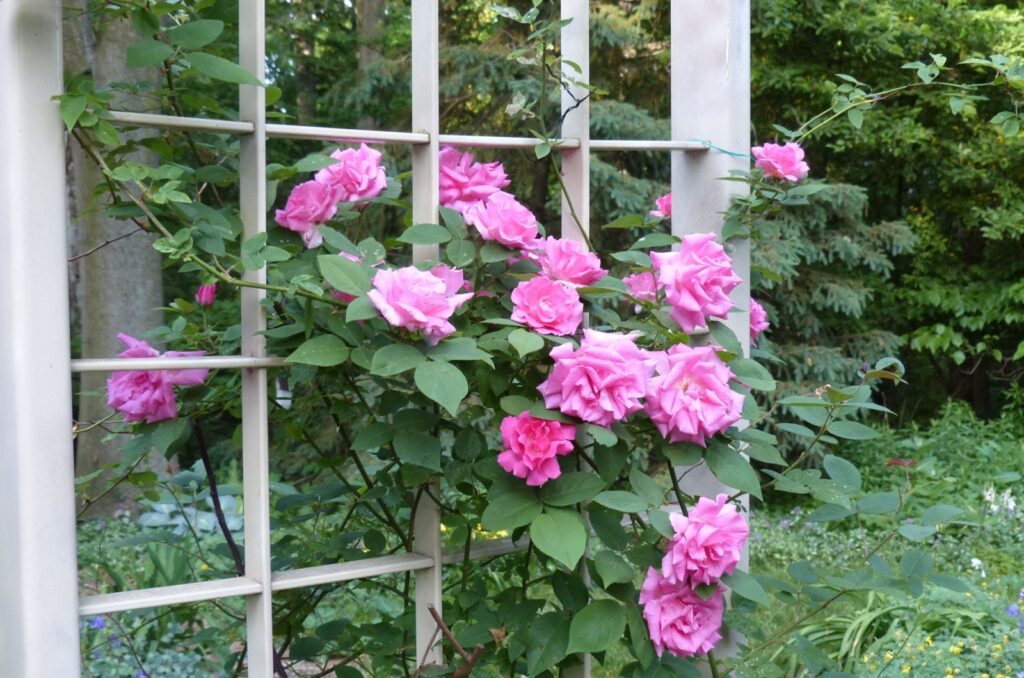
[640,494,750,658]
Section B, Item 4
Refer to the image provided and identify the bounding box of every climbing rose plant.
[95,137,937,677]
[67,9,1013,675]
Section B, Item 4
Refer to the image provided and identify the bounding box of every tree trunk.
[65,5,165,515]
[356,0,383,129]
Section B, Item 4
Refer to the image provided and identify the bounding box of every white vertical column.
[410,0,444,667]
[561,3,592,677]
[671,2,751,671]
[0,1,81,676]
[559,0,590,244]
[239,0,274,675]
[671,0,751,495]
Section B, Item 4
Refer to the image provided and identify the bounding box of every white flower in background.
[983,485,999,512]
[970,557,987,579]
[1002,488,1017,514]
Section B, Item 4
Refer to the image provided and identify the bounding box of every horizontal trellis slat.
[270,552,435,592]
[104,110,710,152]
[70,356,287,372]
[78,576,263,616]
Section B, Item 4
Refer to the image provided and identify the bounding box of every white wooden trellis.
[0,0,749,675]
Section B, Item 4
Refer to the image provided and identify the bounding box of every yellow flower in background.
[925,636,934,646]
[949,646,962,655]
[900,664,911,674]
[885,651,895,661]
[991,643,1004,651]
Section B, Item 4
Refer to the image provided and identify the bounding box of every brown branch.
[192,420,287,678]
[413,604,485,678]
[68,226,143,262]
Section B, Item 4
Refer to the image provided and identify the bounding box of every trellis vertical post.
[410,0,444,667]
[671,0,752,668]
[560,1,592,676]
[239,0,275,674]
[670,0,752,490]
[0,0,81,675]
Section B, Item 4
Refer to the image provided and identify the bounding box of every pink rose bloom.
[368,266,473,345]
[510,277,583,336]
[274,179,342,248]
[651,192,672,219]
[661,494,749,586]
[314,143,388,203]
[651,233,741,333]
[749,298,769,345]
[195,283,216,306]
[639,568,724,658]
[438,146,510,213]
[751,142,809,182]
[624,272,658,311]
[497,412,576,486]
[464,191,540,250]
[429,264,474,297]
[644,345,744,447]
[106,333,209,424]
[537,330,652,427]
[532,237,607,287]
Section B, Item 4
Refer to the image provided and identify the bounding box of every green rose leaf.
[285,335,349,367]
[594,550,634,587]
[898,524,937,541]
[539,472,606,507]
[920,504,963,526]
[427,337,494,367]
[126,39,174,68]
[730,358,776,391]
[445,239,476,267]
[187,52,263,85]
[499,395,533,415]
[721,569,770,605]
[351,422,394,451]
[508,328,545,358]
[530,508,586,569]
[526,612,570,677]
[481,489,542,531]
[857,491,900,514]
[165,20,224,48]
[705,442,763,499]
[593,490,648,513]
[586,424,617,447]
[318,254,371,297]
[345,296,379,323]
[370,344,425,376]
[60,96,87,132]
[629,468,664,506]
[414,360,468,416]
[397,223,451,245]
[480,241,517,262]
[393,430,441,471]
[630,233,680,250]
[823,454,862,493]
[567,599,626,654]
[807,503,854,522]
[826,420,880,440]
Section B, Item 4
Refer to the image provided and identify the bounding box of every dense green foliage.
[752,0,1024,417]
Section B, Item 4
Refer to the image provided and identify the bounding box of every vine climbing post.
[411,0,444,668]
[672,1,752,669]
[0,0,81,676]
